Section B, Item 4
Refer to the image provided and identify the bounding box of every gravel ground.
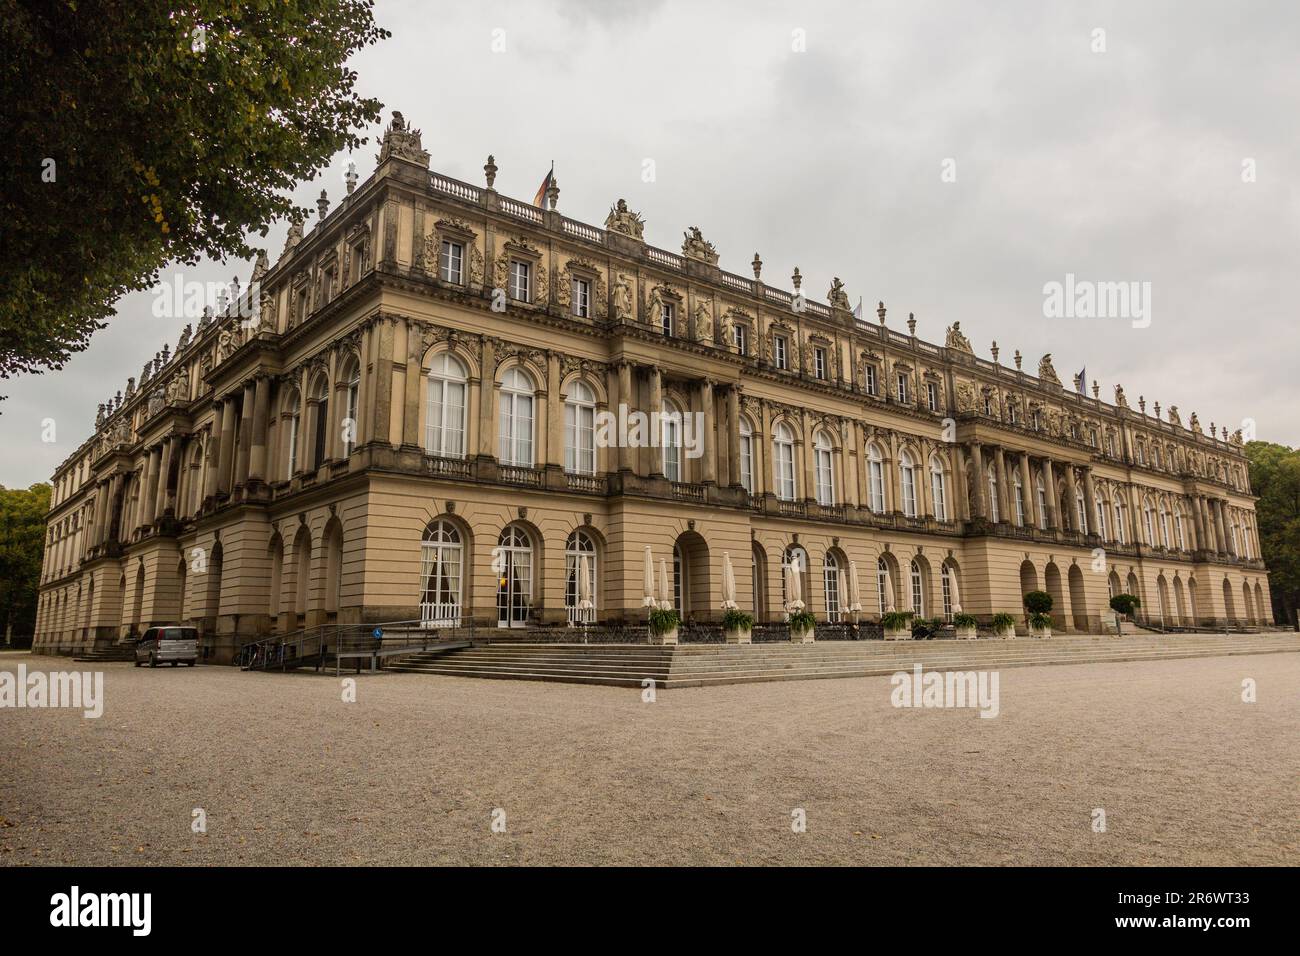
[1,650,1297,866]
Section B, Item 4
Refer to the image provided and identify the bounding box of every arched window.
[1012,471,1025,526]
[867,443,885,513]
[662,400,684,482]
[814,432,834,506]
[309,375,329,470]
[496,526,532,627]
[564,381,596,475]
[1114,500,1127,544]
[341,358,360,456]
[940,563,954,621]
[899,450,917,517]
[498,367,535,467]
[1095,495,1108,540]
[929,455,948,521]
[782,545,809,611]
[1143,499,1156,545]
[1158,502,1171,548]
[565,529,597,625]
[876,557,889,613]
[773,422,796,501]
[1153,445,1162,469]
[420,519,463,626]
[426,353,467,458]
[910,559,924,616]
[738,418,754,494]
[1035,477,1048,530]
[673,542,686,613]
[986,464,999,523]
[823,551,842,622]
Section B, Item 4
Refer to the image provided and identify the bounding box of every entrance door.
[496,527,532,628]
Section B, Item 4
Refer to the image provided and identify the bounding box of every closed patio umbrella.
[847,560,863,612]
[659,558,673,611]
[882,565,896,612]
[643,546,656,608]
[947,566,962,614]
[721,551,738,610]
[578,553,593,611]
[838,568,849,616]
[785,556,804,612]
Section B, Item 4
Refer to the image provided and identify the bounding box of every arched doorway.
[1173,576,1187,625]
[321,518,344,623]
[1019,560,1038,602]
[268,534,284,630]
[1068,564,1089,632]
[291,528,311,624]
[1242,581,1255,625]
[1044,562,1065,629]
[674,530,711,619]
[565,529,598,626]
[1187,576,1200,625]
[420,518,464,626]
[1254,582,1267,625]
[496,525,533,627]
[751,542,768,622]
[1221,578,1236,625]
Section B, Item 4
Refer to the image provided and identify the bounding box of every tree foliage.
[1244,440,1300,626]
[0,0,388,383]
[0,483,51,645]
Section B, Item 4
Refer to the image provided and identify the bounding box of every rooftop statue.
[604,199,645,240]
[828,278,851,312]
[681,226,718,264]
[944,321,973,354]
[1037,353,1061,387]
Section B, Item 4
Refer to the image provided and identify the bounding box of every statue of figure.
[1167,404,1181,427]
[176,323,192,352]
[1189,412,1202,434]
[944,321,973,353]
[692,299,712,341]
[681,226,719,264]
[647,285,666,327]
[198,306,213,330]
[125,376,136,398]
[96,403,106,427]
[217,326,234,361]
[1114,384,1128,408]
[612,274,633,320]
[377,110,429,165]
[282,218,304,256]
[1231,429,1243,445]
[1037,353,1061,386]
[718,309,736,348]
[250,250,269,287]
[604,199,645,240]
[827,278,851,311]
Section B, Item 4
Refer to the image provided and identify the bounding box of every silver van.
[134,626,199,667]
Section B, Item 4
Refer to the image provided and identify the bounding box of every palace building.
[33,113,1274,660]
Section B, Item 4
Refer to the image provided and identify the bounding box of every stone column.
[970,441,986,518]
[1223,502,1238,555]
[157,437,174,517]
[216,400,236,495]
[106,473,122,544]
[727,386,741,488]
[142,445,161,526]
[249,375,271,482]
[1213,499,1228,554]
[546,352,562,468]
[994,446,1010,522]
[1041,457,1058,529]
[949,444,967,520]
[1018,453,1035,528]
[1082,467,1098,536]
[800,410,814,502]
[617,362,633,473]
[93,480,110,547]
[648,366,663,477]
[699,379,716,484]
[1065,464,1080,532]
[356,325,372,446]
[236,381,254,486]
[1191,494,1207,550]
[476,337,497,459]
[759,401,774,494]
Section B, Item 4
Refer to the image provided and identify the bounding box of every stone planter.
[1029,624,1052,639]
[724,626,752,645]
[994,625,1016,640]
[883,627,911,641]
[955,625,978,640]
[650,626,679,646]
[789,625,815,644]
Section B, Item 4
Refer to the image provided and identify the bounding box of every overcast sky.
[5,0,1298,488]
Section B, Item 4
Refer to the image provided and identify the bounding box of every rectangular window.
[734,324,747,356]
[509,260,531,302]
[927,382,939,412]
[572,277,590,318]
[739,435,753,494]
[774,335,788,370]
[660,302,674,336]
[814,347,827,380]
[439,240,464,284]
[865,365,876,396]
[896,373,909,404]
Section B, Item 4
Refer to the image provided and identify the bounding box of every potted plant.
[648,607,680,645]
[787,609,816,643]
[723,608,754,644]
[1024,590,1053,638]
[953,612,979,640]
[881,610,913,641]
[991,612,1017,639]
[1109,594,1141,635]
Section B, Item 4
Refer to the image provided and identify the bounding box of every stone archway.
[1044,562,1066,629]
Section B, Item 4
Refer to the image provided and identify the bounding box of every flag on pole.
[1076,366,1087,395]
[852,297,863,322]
[532,163,554,208]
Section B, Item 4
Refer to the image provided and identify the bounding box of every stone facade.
[33,114,1274,661]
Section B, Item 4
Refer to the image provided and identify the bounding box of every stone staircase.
[384,632,1300,688]
[72,643,138,663]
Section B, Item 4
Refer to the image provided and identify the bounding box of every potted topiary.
[648,607,680,645]
[1109,594,1141,635]
[1024,590,1053,638]
[723,608,754,644]
[991,612,1017,639]
[953,612,979,640]
[881,610,913,641]
[787,609,816,643]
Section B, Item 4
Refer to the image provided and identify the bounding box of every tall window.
[813,347,827,380]
[1095,496,1108,540]
[738,418,754,494]
[877,557,889,614]
[1114,501,1126,544]
[814,432,834,506]
[1144,501,1156,544]
[773,423,795,501]
[660,301,675,336]
[910,559,924,616]
[930,456,947,520]
[565,529,597,625]
[1158,503,1171,547]
[439,239,463,284]
[867,443,886,513]
[896,372,909,404]
[823,551,841,622]
[1174,508,1186,550]
[1013,473,1025,526]
[496,526,533,627]
[285,393,301,478]
[342,362,360,456]
[865,364,877,396]
[1076,491,1088,534]
[419,519,463,626]
[497,368,535,467]
[900,450,917,517]
[572,277,591,318]
[734,324,748,356]
[508,260,531,301]
[564,381,596,475]
[661,401,683,482]
[426,353,467,458]
[310,380,329,470]
[940,564,953,621]
[986,465,1000,523]
[774,334,788,370]
[1036,479,1048,530]
[926,382,939,412]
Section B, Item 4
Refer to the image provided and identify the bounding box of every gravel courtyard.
[2,650,1297,866]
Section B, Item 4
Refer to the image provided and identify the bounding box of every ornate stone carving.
[1167,405,1181,427]
[944,322,973,354]
[1037,353,1061,387]
[612,274,633,320]
[955,381,976,412]
[604,199,645,240]
[282,219,303,256]
[827,278,851,311]
[692,297,713,342]
[681,226,718,265]
[1114,384,1128,408]
[1189,412,1202,435]
[558,257,608,318]
[377,111,429,166]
